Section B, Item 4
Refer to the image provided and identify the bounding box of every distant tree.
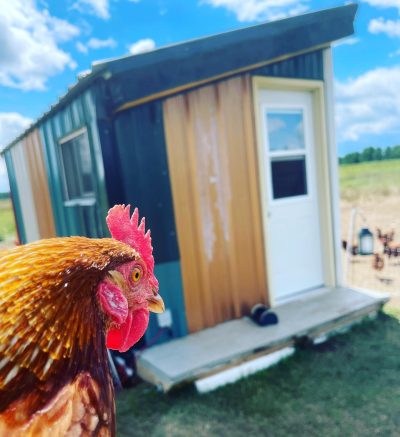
[341,152,361,164]
[373,148,382,161]
[384,146,393,160]
[361,147,375,162]
[340,145,400,165]
[391,145,400,159]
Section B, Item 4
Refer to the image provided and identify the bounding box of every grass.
[116,310,400,437]
[0,198,16,243]
[339,159,400,202]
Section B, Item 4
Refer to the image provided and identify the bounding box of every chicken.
[0,205,164,436]
[372,253,384,271]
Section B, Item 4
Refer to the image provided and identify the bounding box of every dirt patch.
[341,196,400,306]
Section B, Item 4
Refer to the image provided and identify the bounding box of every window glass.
[271,156,307,199]
[76,134,93,194]
[60,140,80,199]
[60,131,94,200]
[266,111,305,152]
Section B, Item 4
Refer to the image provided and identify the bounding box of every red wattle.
[106,308,150,352]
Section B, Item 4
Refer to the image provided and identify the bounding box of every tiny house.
[2,4,387,382]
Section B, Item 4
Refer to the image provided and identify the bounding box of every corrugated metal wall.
[3,129,55,244]
[107,101,188,340]
[3,150,26,243]
[105,49,324,337]
[40,89,109,238]
[163,75,268,333]
[251,50,323,80]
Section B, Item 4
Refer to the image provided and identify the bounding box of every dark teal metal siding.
[251,50,323,80]
[102,101,187,340]
[4,151,26,244]
[39,90,109,238]
[110,101,179,263]
[145,262,188,342]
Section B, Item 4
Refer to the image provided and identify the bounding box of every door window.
[265,110,308,200]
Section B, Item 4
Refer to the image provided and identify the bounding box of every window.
[266,110,308,200]
[59,130,94,200]
[271,155,307,199]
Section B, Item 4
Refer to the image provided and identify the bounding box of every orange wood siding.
[163,75,268,333]
[23,129,56,239]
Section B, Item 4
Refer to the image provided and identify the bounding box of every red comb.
[106,205,154,272]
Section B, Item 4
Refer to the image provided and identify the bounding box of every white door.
[259,89,324,303]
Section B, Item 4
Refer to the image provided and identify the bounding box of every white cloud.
[73,0,110,19]
[76,41,88,53]
[128,38,156,55]
[0,0,79,90]
[0,113,32,192]
[87,37,117,49]
[268,117,286,133]
[0,159,9,192]
[0,113,32,150]
[362,0,400,10]
[335,66,400,142]
[76,37,117,53]
[201,0,309,22]
[369,17,400,37]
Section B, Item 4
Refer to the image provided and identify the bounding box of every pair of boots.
[250,304,279,326]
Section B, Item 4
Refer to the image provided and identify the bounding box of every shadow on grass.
[117,311,400,437]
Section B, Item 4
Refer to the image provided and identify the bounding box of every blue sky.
[1,0,400,191]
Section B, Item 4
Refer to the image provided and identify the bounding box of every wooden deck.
[136,287,388,391]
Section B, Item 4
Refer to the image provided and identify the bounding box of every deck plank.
[136,287,388,390]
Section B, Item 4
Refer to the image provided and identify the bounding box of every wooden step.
[136,287,388,392]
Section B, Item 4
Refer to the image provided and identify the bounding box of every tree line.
[339,146,400,164]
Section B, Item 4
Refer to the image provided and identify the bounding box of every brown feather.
[0,237,138,435]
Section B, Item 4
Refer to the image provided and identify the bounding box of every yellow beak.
[147,293,165,313]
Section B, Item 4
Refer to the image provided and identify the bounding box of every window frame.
[58,127,95,202]
[263,104,312,205]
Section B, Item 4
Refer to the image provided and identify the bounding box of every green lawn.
[339,159,400,202]
[0,198,16,243]
[117,309,400,437]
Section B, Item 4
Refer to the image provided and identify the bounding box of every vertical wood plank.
[163,75,268,333]
[11,142,40,242]
[163,96,207,331]
[23,129,56,239]
[241,76,270,306]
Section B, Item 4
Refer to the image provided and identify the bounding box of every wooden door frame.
[252,76,336,306]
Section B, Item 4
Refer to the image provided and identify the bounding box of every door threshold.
[273,285,328,307]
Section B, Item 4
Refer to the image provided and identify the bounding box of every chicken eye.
[131,267,142,283]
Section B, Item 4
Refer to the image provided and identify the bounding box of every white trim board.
[323,47,342,286]
[195,347,295,393]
